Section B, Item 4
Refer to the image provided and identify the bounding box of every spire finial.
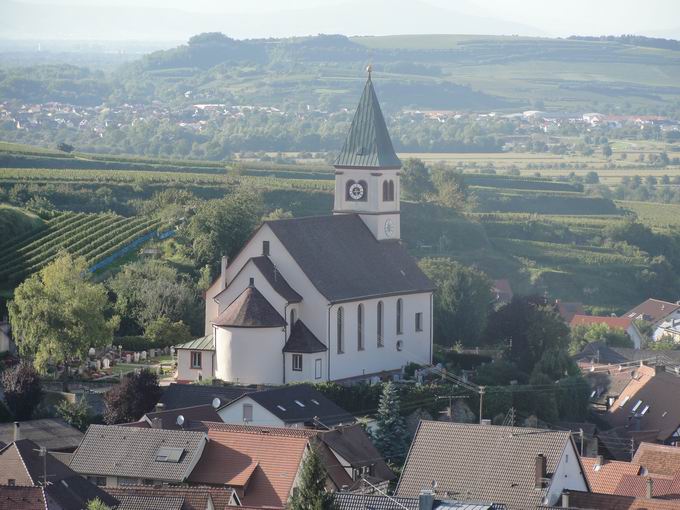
[366,64,372,80]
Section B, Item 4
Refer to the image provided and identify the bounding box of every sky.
[3,0,680,40]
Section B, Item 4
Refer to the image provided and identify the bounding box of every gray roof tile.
[159,384,254,411]
[283,320,327,353]
[213,286,285,328]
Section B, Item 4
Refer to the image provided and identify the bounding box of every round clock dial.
[384,218,395,238]
[348,183,365,200]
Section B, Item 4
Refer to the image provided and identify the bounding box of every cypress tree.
[372,381,410,463]
[288,443,335,510]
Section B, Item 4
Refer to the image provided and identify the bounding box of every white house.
[191,71,434,385]
[174,335,215,382]
[654,318,680,343]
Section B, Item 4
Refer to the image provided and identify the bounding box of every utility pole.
[478,386,486,424]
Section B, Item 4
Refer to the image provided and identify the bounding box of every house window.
[292,354,303,371]
[191,351,202,369]
[290,308,296,328]
[357,304,364,351]
[243,404,253,423]
[87,476,106,487]
[415,312,423,332]
[396,298,403,335]
[7,479,15,486]
[337,307,344,354]
[352,465,373,481]
[315,359,322,379]
[377,301,384,347]
[262,240,270,256]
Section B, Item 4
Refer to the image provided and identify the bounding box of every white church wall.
[214,326,285,385]
[176,348,214,382]
[284,352,325,384]
[204,278,222,335]
[329,292,432,381]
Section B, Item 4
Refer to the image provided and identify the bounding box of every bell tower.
[333,67,401,241]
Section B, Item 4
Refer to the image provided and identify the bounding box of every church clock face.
[384,218,395,238]
[348,182,365,201]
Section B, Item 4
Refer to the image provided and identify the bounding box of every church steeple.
[334,68,402,170]
[333,69,402,241]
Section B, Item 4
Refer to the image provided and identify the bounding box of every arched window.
[383,181,390,201]
[357,304,364,351]
[389,180,395,201]
[377,301,384,347]
[396,298,403,335]
[337,307,344,354]
[345,180,356,200]
[290,309,296,329]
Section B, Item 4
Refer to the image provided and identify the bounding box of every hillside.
[0,204,44,241]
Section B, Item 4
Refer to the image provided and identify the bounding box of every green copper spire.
[334,69,402,169]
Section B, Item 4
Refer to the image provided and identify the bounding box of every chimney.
[155,402,165,413]
[535,454,547,489]
[646,477,654,499]
[418,489,435,510]
[220,256,228,290]
[595,455,604,469]
[13,422,20,442]
[150,417,163,429]
[561,491,570,508]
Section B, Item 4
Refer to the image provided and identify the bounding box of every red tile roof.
[105,485,236,510]
[633,443,680,477]
[623,299,680,324]
[188,423,314,508]
[580,457,642,494]
[565,490,680,509]
[556,301,585,322]
[571,315,633,330]
[614,473,680,499]
[0,486,46,510]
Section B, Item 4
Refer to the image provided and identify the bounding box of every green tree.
[184,192,262,271]
[288,444,335,510]
[144,317,192,348]
[532,348,579,380]
[2,362,43,420]
[569,323,633,354]
[55,398,91,432]
[602,144,613,158]
[87,498,112,510]
[103,369,162,424]
[371,382,410,463]
[431,167,469,210]
[418,258,492,347]
[8,253,117,373]
[401,158,435,201]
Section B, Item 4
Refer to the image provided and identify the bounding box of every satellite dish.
[176,415,185,427]
[212,397,221,409]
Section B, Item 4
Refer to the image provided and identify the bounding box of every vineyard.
[0,212,161,285]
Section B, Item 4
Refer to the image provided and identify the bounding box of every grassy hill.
[0,204,45,241]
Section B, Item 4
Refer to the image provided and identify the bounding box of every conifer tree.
[372,381,410,463]
[288,443,335,510]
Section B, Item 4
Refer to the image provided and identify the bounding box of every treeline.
[568,34,680,51]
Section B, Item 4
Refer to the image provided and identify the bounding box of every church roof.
[251,256,303,303]
[283,320,327,353]
[213,286,286,328]
[333,74,401,169]
[265,214,434,303]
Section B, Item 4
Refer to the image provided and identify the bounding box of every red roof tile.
[633,443,680,477]
[0,486,46,510]
[580,457,642,494]
[571,315,633,330]
[566,490,680,509]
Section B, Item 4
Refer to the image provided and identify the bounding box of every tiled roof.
[105,485,236,510]
[141,404,222,430]
[633,443,680,476]
[574,342,629,365]
[115,495,184,510]
[237,384,355,427]
[251,256,303,303]
[283,320,327,353]
[266,214,434,303]
[571,315,634,330]
[542,490,680,509]
[69,425,207,482]
[606,366,680,442]
[159,383,254,410]
[556,301,585,322]
[0,486,46,510]
[334,493,505,510]
[396,421,576,510]
[0,419,83,452]
[613,472,680,498]
[580,457,642,494]
[333,75,401,169]
[623,299,680,324]
[187,422,314,508]
[174,335,214,351]
[213,286,286,328]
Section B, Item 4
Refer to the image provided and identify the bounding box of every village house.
[570,315,645,349]
[334,492,507,510]
[0,419,84,453]
[103,485,241,510]
[157,383,254,410]
[623,298,680,330]
[396,421,590,510]
[188,71,434,385]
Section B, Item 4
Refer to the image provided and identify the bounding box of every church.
[175,71,434,385]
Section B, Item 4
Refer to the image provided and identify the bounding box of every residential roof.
[0,439,118,510]
[250,256,303,303]
[159,383,254,410]
[574,342,629,365]
[141,404,222,430]
[232,384,355,427]
[556,301,585,322]
[623,299,680,324]
[334,493,506,510]
[174,334,214,351]
[606,365,680,442]
[213,286,286,328]
[187,422,314,508]
[542,490,680,510]
[580,457,642,494]
[333,74,401,169]
[571,315,634,330]
[266,214,434,303]
[317,424,395,489]
[632,442,680,477]
[283,320,327,353]
[396,421,579,510]
[105,486,237,510]
[114,494,184,510]
[0,419,83,452]
[0,486,46,510]
[613,472,680,499]
[69,425,207,482]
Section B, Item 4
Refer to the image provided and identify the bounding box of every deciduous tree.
[103,369,162,424]
[2,362,43,420]
[401,158,435,201]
